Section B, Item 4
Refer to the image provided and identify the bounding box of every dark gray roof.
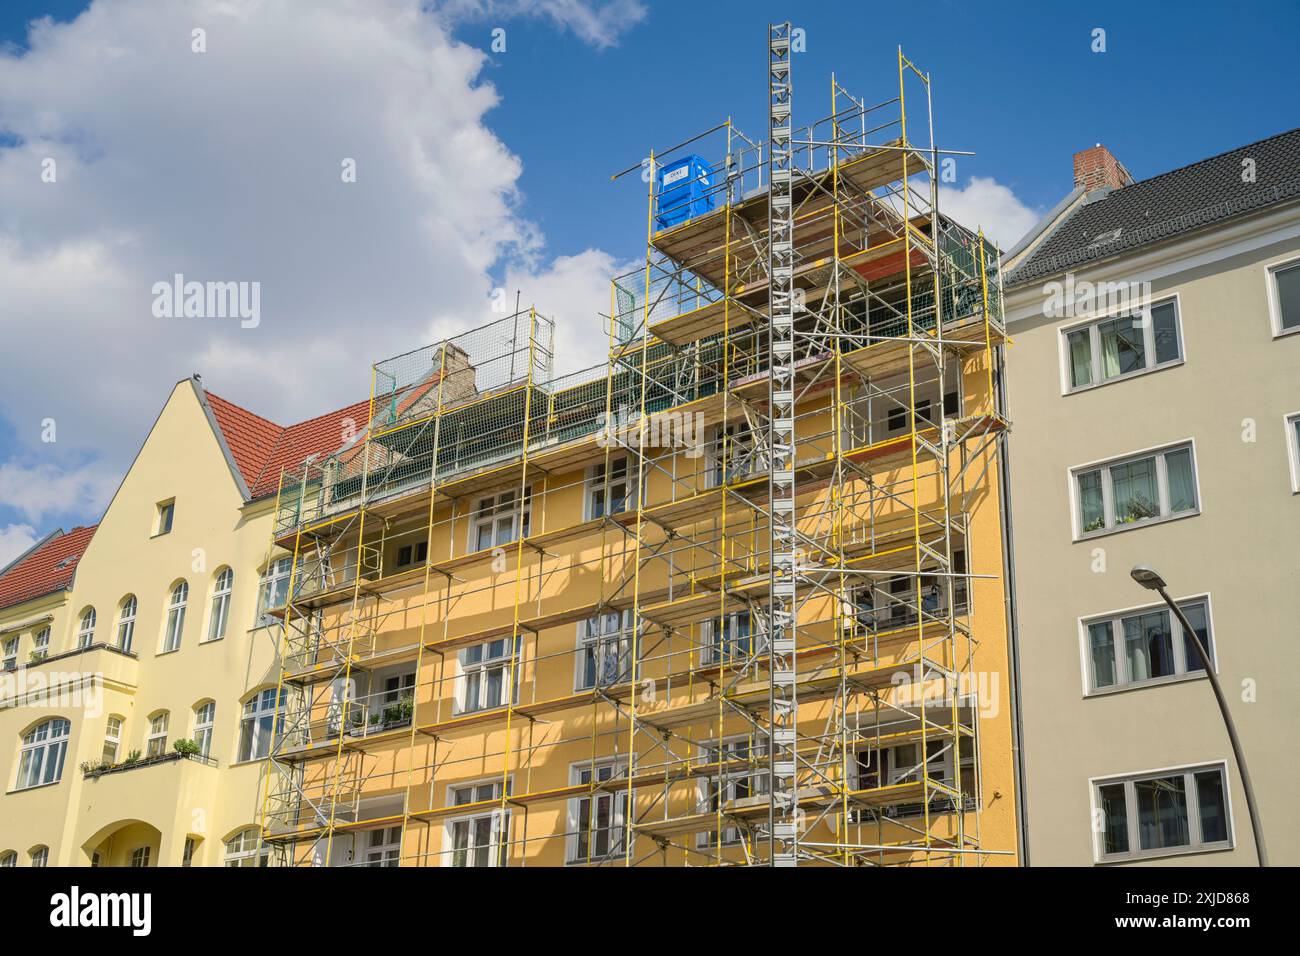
[1006,127,1300,286]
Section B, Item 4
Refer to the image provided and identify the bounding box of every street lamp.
[1130,565,1268,866]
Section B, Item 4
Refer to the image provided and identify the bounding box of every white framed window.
[394,540,428,569]
[155,499,175,536]
[362,826,403,867]
[207,568,232,641]
[181,837,197,867]
[697,736,769,847]
[130,846,151,868]
[15,718,70,789]
[1092,762,1232,863]
[32,627,49,661]
[223,827,268,867]
[701,610,763,665]
[146,711,169,757]
[0,851,15,867]
[469,487,531,551]
[193,701,215,757]
[1266,256,1300,337]
[116,595,137,652]
[576,611,634,690]
[1285,412,1300,493]
[445,779,511,867]
[1061,298,1182,392]
[456,637,520,714]
[30,846,48,868]
[587,457,634,519]
[77,607,96,648]
[1073,442,1199,538]
[1,637,16,672]
[852,734,976,817]
[162,581,188,652]
[102,715,123,765]
[567,760,628,864]
[1084,597,1213,694]
[239,687,285,762]
[257,556,294,625]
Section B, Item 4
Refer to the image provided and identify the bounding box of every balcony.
[81,750,217,779]
[0,642,139,705]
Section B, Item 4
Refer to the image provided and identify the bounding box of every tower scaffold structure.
[258,24,1015,868]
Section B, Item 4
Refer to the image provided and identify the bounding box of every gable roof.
[205,391,371,500]
[0,525,97,613]
[1006,127,1300,286]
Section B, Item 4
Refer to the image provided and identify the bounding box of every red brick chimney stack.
[1073,143,1134,192]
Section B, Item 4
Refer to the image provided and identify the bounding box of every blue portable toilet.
[655,154,715,231]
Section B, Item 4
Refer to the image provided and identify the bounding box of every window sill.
[1271,323,1300,340]
[1074,509,1199,543]
[1096,841,1234,865]
[1063,357,1183,396]
[6,779,64,796]
[1085,670,1208,698]
[199,636,225,646]
[149,531,173,540]
[155,647,181,658]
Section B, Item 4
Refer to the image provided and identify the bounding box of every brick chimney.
[1073,143,1134,192]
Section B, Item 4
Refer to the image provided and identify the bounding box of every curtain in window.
[1088,622,1116,688]
[1078,470,1104,531]
[1099,317,1144,378]
[1180,602,1211,672]
[1164,448,1196,513]
[1067,329,1092,388]
[1124,610,1173,681]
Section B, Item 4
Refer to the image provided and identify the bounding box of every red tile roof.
[206,391,372,499]
[0,525,97,613]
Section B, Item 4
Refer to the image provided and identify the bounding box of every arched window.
[0,851,16,867]
[238,687,285,762]
[162,581,188,653]
[193,701,215,757]
[146,711,169,757]
[30,846,48,868]
[116,595,137,653]
[207,568,233,642]
[77,607,96,648]
[16,718,70,790]
[32,627,50,661]
[257,557,294,625]
[223,827,268,867]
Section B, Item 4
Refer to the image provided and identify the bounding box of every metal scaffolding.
[257,24,1010,868]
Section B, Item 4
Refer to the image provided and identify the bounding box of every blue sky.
[1,0,1297,560]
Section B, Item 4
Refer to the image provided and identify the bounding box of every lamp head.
[1130,565,1167,591]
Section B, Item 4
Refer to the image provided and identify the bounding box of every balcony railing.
[81,750,218,779]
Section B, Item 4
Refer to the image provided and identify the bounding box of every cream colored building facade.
[1003,134,1300,865]
[0,377,351,866]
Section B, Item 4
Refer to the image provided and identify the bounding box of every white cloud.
[438,0,648,49]
[0,523,39,568]
[938,176,1042,251]
[0,0,636,526]
[0,459,119,524]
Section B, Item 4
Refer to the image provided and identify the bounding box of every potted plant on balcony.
[173,738,202,757]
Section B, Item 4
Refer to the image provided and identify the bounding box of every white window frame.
[77,607,96,648]
[1089,761,1234,864]
[116,595,137,652]
[696,735,769,848]
[455,637,521,715]
[155,499,175,536]
[361,825,403,867]
[206,568,232,642]
[238,687,284,762]
[146,711,169,757]
[0,851,15,867]
[1265,253,1300,338]
[585,457,635,520]
[181,837,197,867]
[1057,294,1184,394]
[575,611,635,691]
[30,846,48,868]
[394,540,428,570]
[566,759,628,865]
[1285,411,1300,494]
[257,556,294,625]
[443,777,511,868]
[468,487,531,552]
[130,845,151,868]
[701,609,764,666]
[1069,440,1201,540]
[15,718,70,790]
[32,627,49,661]
[102,715,123,765]
[162,581,188,653]
[223,828,268,867]
[193,701,215,757]
[1,636,16,672]
[1079,594,1216,695]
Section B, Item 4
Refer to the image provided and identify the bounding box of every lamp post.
[1130,565,1267,866]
